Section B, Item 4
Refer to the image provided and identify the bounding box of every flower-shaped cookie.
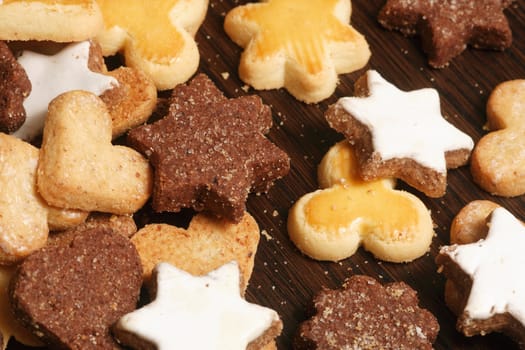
[224,0,371,103]
[113,262,282,349]
[471,79,525,197]
[437,204,525,345]
[287,140,434,262]
[326,70,474,197]
[378,0,515,67]
[95,0,208,90]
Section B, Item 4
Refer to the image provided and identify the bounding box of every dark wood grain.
[7,1,525,349]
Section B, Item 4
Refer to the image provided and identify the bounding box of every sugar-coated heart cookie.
[325,69,473,197]
[9,227,143,350]
[471,79,525,197]
[288,140,434,262]
[95,0,208,90]
[0,0,103,42]
[437,203,525,346]
[37,90,152,215]
[131,212,259,292]
[224,0,370,103]
[113,262,282,350]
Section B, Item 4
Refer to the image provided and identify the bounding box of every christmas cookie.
[325,69,474,197]
[471,79,525,197]
[224,0,370,103]
[295,275,439,349]
[436,203,525,346]
[378,0,515,67]
[113,261,282,350]
[131,212,259,292]
[95,0,208,90]
[288,140,434,262]
[127,74,289,222]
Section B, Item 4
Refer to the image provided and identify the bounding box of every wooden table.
[8,1,525,349]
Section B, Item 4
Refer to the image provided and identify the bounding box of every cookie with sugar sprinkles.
[127,73,290,222]
[378,0,515,67]
[294,275,439,349]
[0,41,30,134]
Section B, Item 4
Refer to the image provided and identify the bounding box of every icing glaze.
[14,41,117,141]
[338,70,474,173]
[116,261,279,349]
[442,207,525,324]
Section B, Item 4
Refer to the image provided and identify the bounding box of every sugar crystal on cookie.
[127,73,290,222]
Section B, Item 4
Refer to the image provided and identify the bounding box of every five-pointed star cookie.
[378,0,515,67]
[437,207,525,341]
[0,41,31,133]
[13,40,117,141]
[95,0,208,90]
[113,262,282,349]
[326,70,474,197]
[127,73,290,222]
[224,0,370,103]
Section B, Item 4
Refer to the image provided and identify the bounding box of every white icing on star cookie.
[338,70,474,173]
[441,207,525,324]
[14,41,117,141]
[115,261,280,349]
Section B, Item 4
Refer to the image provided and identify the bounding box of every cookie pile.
[0,0,523,349]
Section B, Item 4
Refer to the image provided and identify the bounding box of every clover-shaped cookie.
[224,0,371,103]
[288,140,434,262]
[0,0,103,42]
[37,90,152,215]
[0,41,31,134]
[131,212,260,292]
[378,0,515,67]
[127,74,289,222]
[95,0,208,90]
[9,226,143,349]
[113,262,282,350]
[471,80,525,197]
[437,202,525,346]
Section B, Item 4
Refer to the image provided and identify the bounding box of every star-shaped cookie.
[0,41,31,133]
[127,73,290,222]
[113,262,282,349]
[13,40,117,141]
[437,207,525,343]
[325,70,473,197]
[378,0,515,67]
[224,0,370,103]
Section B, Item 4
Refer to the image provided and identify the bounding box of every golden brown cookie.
[224,0,370,103]
[471,79,525,197]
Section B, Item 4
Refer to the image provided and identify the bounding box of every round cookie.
[9,227,143,349]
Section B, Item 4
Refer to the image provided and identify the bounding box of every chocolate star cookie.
[127,73,290,222]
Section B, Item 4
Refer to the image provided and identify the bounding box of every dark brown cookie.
[294,275,439,350]
[127,73,290,222]
[9,227,143,350]
[378,0,515,67]
[0,41,31,133]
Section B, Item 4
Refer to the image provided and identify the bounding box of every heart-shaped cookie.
[130,212,260,293]
[37,90,152,215]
